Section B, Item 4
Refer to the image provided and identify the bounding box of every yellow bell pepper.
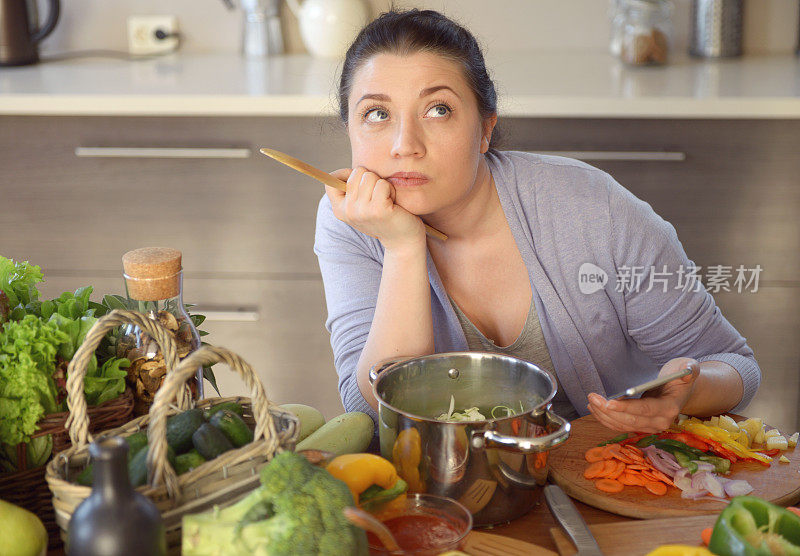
[392,427,425,492]
[679,420,773,465]
[326,453,407,515]
[645,545,714,556]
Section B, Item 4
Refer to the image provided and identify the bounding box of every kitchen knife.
[544,484,604,556]
[259,147,448,241]
[606,367,693,401]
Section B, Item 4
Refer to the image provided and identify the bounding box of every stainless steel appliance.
[0,0,59,66]
[690,0,743,58]
[369,352,571,526]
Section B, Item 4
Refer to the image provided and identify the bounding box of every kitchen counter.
[0,50,799,118]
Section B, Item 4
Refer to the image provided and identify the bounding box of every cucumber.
[203,401,244,421]
[125,431,149,458]
[74,432,149,486]
[278,404,326,442]
[166,409,205,454]
[128,445,176,488]
[209,410,253,448]
[174,449,207,475]
[192,423,234,460]
[295,411,374,455]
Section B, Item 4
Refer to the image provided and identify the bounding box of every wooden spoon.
[342,506,402,553]
[259,147,448,241]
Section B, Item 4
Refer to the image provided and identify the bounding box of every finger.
[329,167,353,184]
[372,178,394,207]
[346,167,367,200]
[589,404,632,433]
[358,169,379,203]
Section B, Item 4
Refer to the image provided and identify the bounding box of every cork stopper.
[122,247,182,301]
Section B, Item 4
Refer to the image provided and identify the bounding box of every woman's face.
[347,51,495,216]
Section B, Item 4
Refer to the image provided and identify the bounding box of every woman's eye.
[364,108,389,123]
[425,104,451,118]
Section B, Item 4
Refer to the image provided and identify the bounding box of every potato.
[789,432,799,448]
[765,428,782,439]
[740,418,763,442]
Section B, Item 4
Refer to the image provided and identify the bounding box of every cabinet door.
[0,115,350,275]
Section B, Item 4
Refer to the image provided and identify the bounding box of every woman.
[314,9,760,433]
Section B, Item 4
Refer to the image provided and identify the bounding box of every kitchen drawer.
[37,274,345,420]
[0,115,350,276]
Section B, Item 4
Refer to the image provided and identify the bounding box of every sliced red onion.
[694,462,716,473]
[722,479,753,497]
[691,471,709,491]
[681,487,709,499]
[703,473,725,498]
[672,469,692,491]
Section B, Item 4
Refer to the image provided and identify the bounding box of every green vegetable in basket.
[182,451,368,556]
[0,257,43,313]
[0,315,66,446]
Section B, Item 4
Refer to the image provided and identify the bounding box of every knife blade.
[259,147,448,241]
[544,484,604,556]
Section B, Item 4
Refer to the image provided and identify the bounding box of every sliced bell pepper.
[659,431,710,452]
[709,496,800,556]
[326,453,408,515]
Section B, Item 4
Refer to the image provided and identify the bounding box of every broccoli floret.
[258,450,317,493]
[182,451,368,556]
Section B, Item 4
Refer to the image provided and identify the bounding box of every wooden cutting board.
[464,530,558,556]
[550,514,717,556]
[548,414,800,519]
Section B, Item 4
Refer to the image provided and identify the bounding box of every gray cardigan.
[314,151,761,423]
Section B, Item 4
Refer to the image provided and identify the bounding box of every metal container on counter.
[690,0,744,58]
[369,352,571,526]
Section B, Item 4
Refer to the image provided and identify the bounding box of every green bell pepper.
[709,496,800,556]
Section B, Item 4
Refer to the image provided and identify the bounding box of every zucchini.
[174,449,207,475]
[209,410,253,447]
[74,432,149,486]
[166,409,205,454]
[203,401,244,421]
[295,411,374,456]
[128,445,176,488]
[278,404,326,442]
[192,423,234,460]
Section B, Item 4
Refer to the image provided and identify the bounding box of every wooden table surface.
[468,487,628,552]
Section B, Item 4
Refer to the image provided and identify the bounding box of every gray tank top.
[448,295,578,421]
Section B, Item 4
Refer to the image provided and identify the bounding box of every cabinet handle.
[527,150,686,162]
[193,306,260,322]
[74,147,252,159]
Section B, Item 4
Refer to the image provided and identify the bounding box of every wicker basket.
[0,315,136,551]
[45,310,299,552]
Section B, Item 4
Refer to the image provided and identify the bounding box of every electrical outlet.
[127,16,179,55]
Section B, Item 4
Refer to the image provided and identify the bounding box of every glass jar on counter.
[117,247,203,415]
[616,0,673,66]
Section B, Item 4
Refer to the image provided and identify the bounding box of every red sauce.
[367,513,464,554]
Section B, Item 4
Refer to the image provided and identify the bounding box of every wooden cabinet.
[3,115,799,428]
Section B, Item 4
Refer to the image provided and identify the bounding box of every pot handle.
[368,356,411,385]
[472,409,571,453]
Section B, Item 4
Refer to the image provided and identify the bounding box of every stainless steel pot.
[369,352,571,526]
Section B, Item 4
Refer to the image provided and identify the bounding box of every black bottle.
[67,436,166,556]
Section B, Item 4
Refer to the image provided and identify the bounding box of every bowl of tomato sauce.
[366,493,473,555]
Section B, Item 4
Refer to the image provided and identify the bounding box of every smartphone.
[606,367,693,401]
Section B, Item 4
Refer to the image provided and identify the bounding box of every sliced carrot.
[626,464,649,471]
[644,480,667,495]
[584,461,607,479]
[619,471,645,486]
[585,446,607,462]
[607,460,626,480]
[701,527,713,546]
[595,478,624,493]
[621,446,646,464]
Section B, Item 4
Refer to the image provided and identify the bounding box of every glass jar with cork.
[117,247,203,415]
[618,0,673,66]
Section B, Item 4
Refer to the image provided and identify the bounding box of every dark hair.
[338,9,501,150]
